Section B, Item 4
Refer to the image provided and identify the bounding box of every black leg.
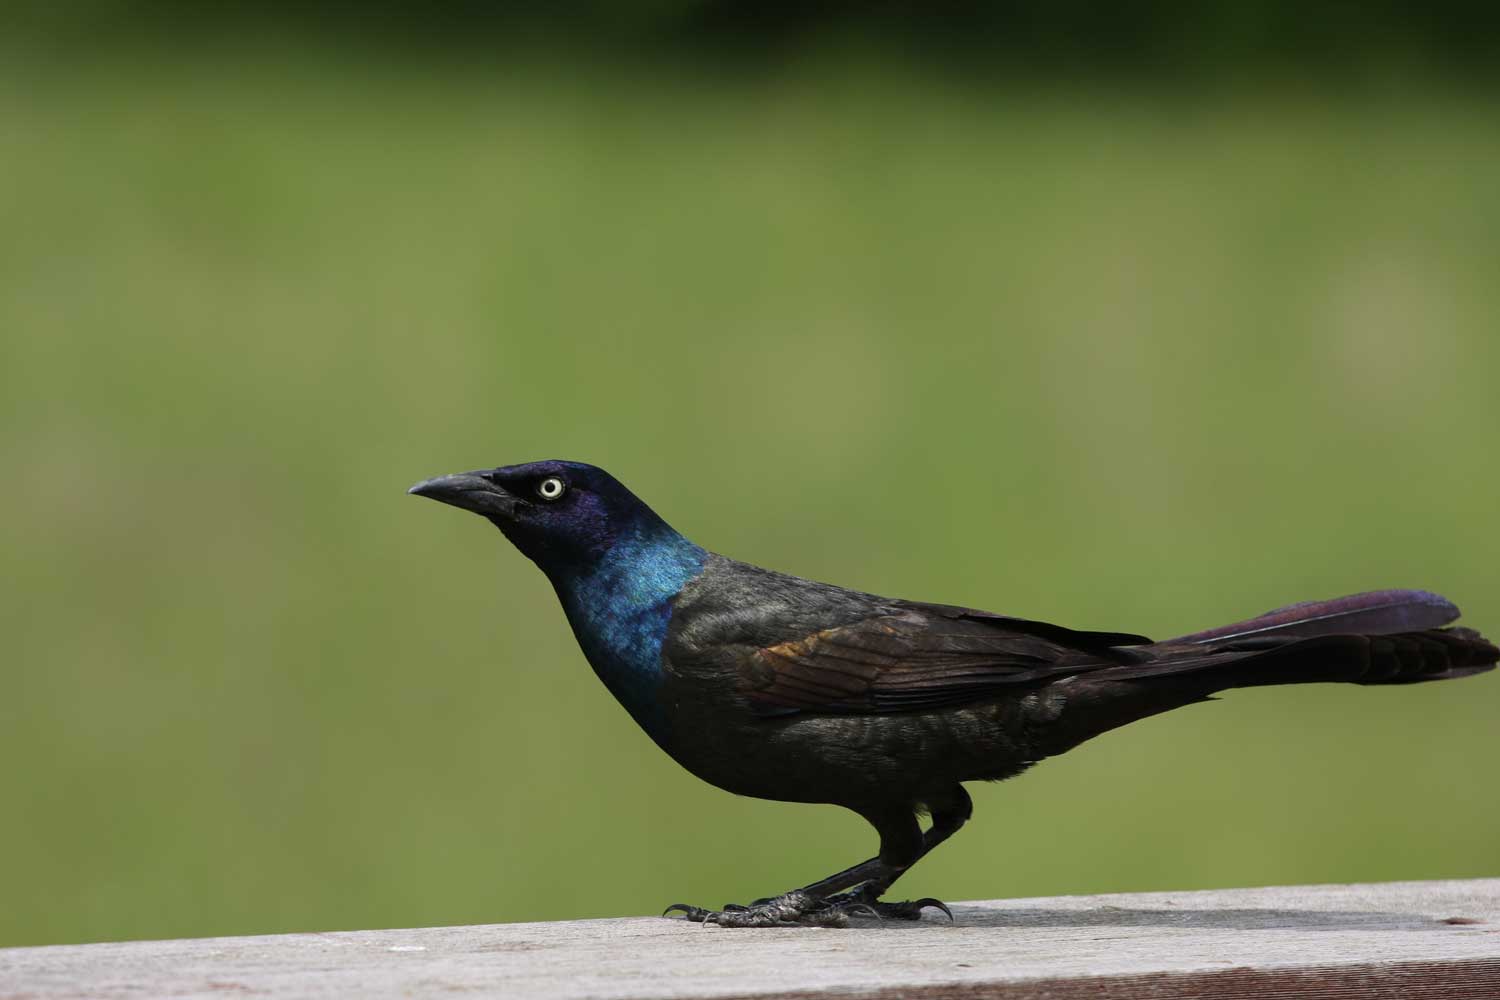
[823,786,972,919]
[665,787,971,927]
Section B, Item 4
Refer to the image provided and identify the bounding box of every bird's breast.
[551,532,706,745]
[562,596,676,740]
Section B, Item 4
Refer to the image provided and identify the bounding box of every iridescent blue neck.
[549,525,705,743]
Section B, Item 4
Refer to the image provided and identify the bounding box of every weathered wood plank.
[3,880,1498,999]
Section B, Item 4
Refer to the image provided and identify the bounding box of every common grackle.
[409,460,1497,928]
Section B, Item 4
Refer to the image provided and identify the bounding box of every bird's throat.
[550,527,706,742]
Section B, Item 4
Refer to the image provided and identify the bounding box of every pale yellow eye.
[536,476,566,501]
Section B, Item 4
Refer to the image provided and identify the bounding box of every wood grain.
[3,880,1498,999]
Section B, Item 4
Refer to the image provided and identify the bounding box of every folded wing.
[739,606,1143,715]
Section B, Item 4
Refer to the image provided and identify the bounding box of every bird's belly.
[663,696,1040,807]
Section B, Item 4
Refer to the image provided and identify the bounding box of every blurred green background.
[3,5,1498,949]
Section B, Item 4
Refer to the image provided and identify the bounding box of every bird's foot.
[825,886,954,922]
[663,888,952,927]
[664,890,859,927]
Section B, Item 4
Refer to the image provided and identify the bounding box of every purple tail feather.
[1167,589,1460,645]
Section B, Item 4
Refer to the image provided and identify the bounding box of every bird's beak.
[407,471,520,518]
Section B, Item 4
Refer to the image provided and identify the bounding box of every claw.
[911,897,954,921]
[662,903,708,921]
[821,891,955,923]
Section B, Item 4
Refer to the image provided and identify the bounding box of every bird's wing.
[738,606,1151,716]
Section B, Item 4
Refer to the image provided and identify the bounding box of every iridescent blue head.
[409,460,705,741]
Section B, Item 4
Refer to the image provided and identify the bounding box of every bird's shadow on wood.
[871,905,1459,933]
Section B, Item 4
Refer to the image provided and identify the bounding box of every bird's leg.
[665,787,970,927]
[822,786,972,920]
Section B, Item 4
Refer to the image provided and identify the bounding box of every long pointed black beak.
[408,471,519,517]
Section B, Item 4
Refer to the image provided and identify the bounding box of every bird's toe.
[662,903,712,921]
[872,896,954,921]
[823,888,955,922]
[661,890,848,928]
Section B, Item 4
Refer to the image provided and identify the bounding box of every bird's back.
[657,558,1496,810]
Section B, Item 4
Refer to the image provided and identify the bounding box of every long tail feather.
[1034,590,1494,760]
[1166,589,1459,645]
[1097,627,1496,686]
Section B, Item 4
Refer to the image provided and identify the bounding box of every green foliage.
[1,52,1497,947]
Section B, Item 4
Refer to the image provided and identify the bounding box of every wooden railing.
[4,879,1498,998]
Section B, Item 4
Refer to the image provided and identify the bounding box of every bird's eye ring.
[536,476,567,501]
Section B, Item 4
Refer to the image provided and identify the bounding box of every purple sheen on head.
[473,460,706,741]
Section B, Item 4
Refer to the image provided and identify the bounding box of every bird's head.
[408,460,671,574]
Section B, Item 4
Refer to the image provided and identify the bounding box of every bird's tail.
[1106,589,1497,688]
[1034,590,1496,758]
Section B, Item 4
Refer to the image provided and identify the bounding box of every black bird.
[409,460,1497,927]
